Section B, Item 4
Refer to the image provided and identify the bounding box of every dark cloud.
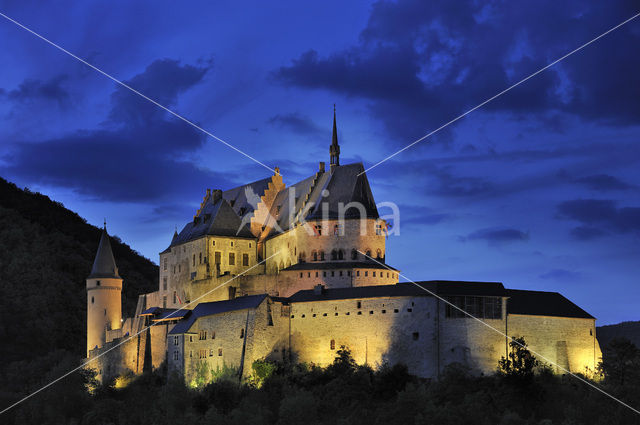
[4,74,70,107]
[557,199,640,236]
[273,0,640,141]
[1,59,228,202]
[267,112,322,135]
[108,58,209,130]
[570,226,606,240]
[574,174,633,191]
[539,268,581,281]
[461,227,529,244]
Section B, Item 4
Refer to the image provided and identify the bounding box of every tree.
[598,338,640,387]
[498,336,539,380]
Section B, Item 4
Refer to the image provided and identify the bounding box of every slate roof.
[288,281,506,303]
[140,307,190,321]
[223,177,272,217]
[89,228,120,279]
[282,261,398,271]
[169,294,268,334]
[264,163,379,236]
[168,198,254,249]
[506,289,594,319]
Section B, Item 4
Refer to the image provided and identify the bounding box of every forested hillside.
[598,321,640,349]
[0,177,158,407]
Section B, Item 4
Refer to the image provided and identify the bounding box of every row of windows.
[292,307,413,319]
[181,329,245,343]
[444,296,502,319]
[298,270,397,279]
[173,347,225,361]
[302,249,383,262]
[311,223,385,236]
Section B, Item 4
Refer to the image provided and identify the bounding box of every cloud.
[267,112,322,135]
[557,199,640,236]
[1,59,228,203]
[4,74,70,107]
[570,226,606,240]
[573,174,633,191]
[539,268,581,281]
[273,0,640,141]
[460,227,529,244]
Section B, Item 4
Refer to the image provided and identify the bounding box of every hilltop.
[0,177,158,402]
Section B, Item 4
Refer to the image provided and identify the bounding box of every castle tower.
[86,223,123,357]
[330,105,340,171]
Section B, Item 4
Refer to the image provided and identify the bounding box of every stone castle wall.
[508,314,601,374]
[264,219,386,275]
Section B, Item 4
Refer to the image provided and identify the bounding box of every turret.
[330,104,340,172]
[86,223,123,357]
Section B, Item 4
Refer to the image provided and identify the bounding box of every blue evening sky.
[1,0,638,324]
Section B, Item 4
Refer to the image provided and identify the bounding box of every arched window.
[338,249,344,260]
[312,251,318,261]
[365,250,372,259]
[319,250,325,261]
[331,249,338,260]
[299,252,306,263]
[376,249,382,260]
[351,249,358,260]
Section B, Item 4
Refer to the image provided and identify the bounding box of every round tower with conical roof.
[86,224,123,357]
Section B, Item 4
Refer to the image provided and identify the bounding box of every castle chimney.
[319,162,325,172]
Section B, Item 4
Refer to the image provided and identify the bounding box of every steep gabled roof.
[506,289,594,319]
[169,198,254,249]
[223,177,272,217]
[169,294,268,334]
[263,162,379,236]
[89,228,120,279]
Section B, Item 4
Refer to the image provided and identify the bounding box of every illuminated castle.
[87,110,602,383]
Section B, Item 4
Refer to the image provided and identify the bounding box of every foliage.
[498,336,539,380]
[3,341,640,425]
[251,359,278,388]
[598,337,640,387]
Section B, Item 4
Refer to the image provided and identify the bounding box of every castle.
[86,111,602,384]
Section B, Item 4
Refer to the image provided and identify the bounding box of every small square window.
[218,348,223,356]
[412,332,419,341]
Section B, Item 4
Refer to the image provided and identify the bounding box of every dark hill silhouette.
[598,321,640,349]
[0,177,157,405]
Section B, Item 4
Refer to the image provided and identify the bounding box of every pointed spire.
[89,226,120,279]
[330,104,340,170]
